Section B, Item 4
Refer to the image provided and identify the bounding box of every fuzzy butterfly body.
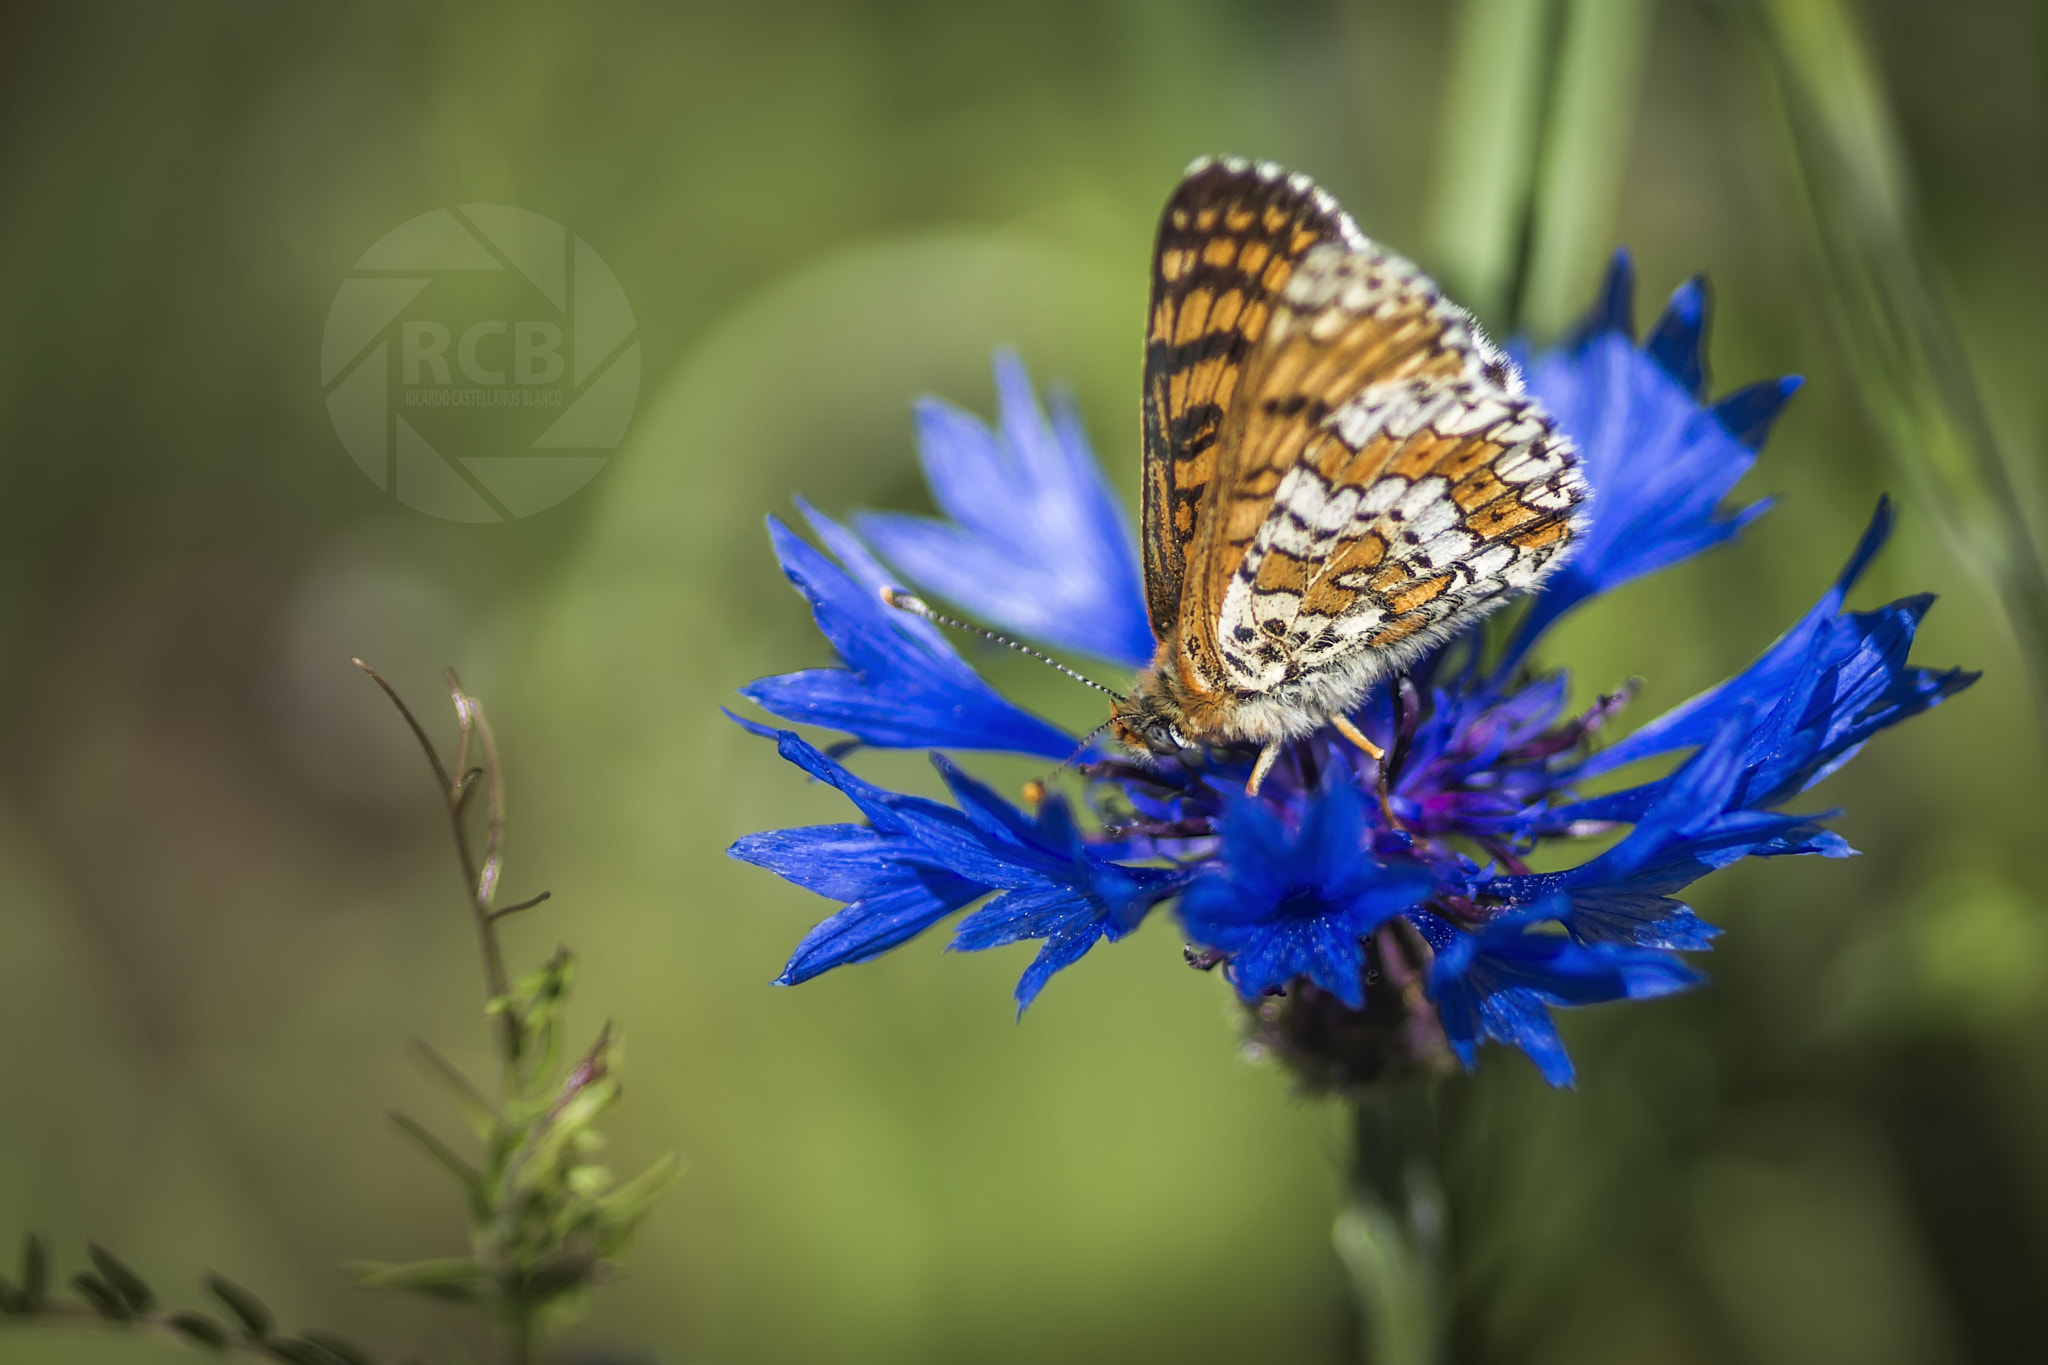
[1110,158,1589,789]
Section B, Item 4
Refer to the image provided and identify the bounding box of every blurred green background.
[0,0,2043,1361]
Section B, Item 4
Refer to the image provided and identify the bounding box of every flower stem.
[511,1311,539,1365]
[1518,0,1654,336]
[1426,0,1560,329]
[1336,1083,1447,1365]
[1426,0,1651,337]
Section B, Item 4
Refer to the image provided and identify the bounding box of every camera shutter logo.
[320,206,639,522]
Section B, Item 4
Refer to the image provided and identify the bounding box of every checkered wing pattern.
[1140,157,1365,633]
[1147,161,1586,701]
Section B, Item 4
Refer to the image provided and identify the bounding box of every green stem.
[1336,1084,1447,1365]
[1519,0,1656,335]
[355,662,523,1071]
[1426,0,1561,328]
[1426,0,1653,338]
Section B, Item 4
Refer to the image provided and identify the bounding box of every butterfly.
[1106,158,1589,793]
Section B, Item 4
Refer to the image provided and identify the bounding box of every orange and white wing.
[1179,222,1587,703]
[1139,158,1364,638]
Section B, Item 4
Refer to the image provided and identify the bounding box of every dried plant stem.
[353,659,538,1069]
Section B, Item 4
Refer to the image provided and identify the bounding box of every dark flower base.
[1236,929,1458,1095]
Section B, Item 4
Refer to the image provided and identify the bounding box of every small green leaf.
[348,1257,487,1304]
[300,1329,376,1365]
[566,1164,613,1198]
[390,1113,481,1190]
[206,1272,273,1340]
[71,1271,128,1320]
[87,1243,156,1314]
[519,1248,598,1305]
[407,1041,498,1141]
[168,1310,232,1350]
[19,1233,46,1310]
[553,1079,619,1134]
[595,1151,681,1254]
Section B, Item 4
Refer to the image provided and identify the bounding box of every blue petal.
[1565,248,1636,346]
[1295,780,1370,889]
[740,512,1077,758]
[947,855,1181,1007]
[951,883,1103,951]
[1014,915,1110,1012]
[1584,499,1890,774]
[734,727,1181,999]
[856,351,1155,668]
[1577,499,1976,798]
[1556,893,1721,951]
[1712,378,1802,453]
[1179,790,1434,1009]
[1253,917,1372,1007]
[728,823,910,900]
[1644,276,1709,398]
[1494,716,1843,948]
[796,495,954,655]
[774,872,987,984]
[1509,271,1796,655]
[1431,910,1702,1086]
[935,756,1071,875]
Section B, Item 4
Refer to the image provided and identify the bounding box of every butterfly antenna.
[881,588,1127,701]
[1021,717,1119,806]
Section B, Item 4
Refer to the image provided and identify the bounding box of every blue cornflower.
[732,267,1973,1088]
[1179,782,1435,1007]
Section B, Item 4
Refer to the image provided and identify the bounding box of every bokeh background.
[0,0,2043,1361]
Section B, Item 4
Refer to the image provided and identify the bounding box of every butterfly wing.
[1139,158,1365,637]
[1176,202,1585,709]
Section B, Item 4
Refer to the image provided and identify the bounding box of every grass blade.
[1748,0,2048,728]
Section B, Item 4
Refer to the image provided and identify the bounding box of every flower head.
[1179,782,1435,1007]
[732,275,1973,1089]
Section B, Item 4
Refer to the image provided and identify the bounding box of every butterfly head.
[1108,672,1201,762]
[1109,696,1190,760]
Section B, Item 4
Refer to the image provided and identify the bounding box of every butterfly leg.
[1246,739,1284,796]
[1330,714,1384,761]
[1332,712,1399,823]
